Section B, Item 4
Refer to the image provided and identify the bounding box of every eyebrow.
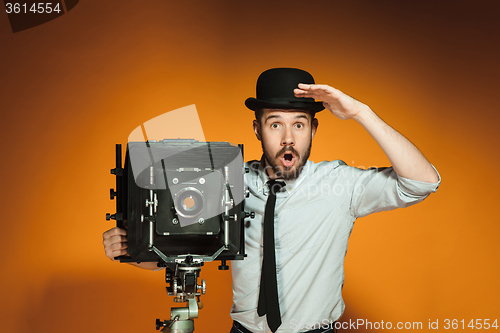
[264,114,282,123]
[264,113,309,123]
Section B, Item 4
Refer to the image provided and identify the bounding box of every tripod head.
[156,256,204,333]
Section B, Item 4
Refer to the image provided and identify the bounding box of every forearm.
[353,106,439,183]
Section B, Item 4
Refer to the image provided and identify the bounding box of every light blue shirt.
[230,159,440,333]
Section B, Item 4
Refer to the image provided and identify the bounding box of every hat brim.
[245,98,325,112]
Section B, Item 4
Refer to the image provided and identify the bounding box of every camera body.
[109,140,246,264]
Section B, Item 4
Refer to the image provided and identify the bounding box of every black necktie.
[258,179,286,333]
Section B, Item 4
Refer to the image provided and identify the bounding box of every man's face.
[254,109,318,180]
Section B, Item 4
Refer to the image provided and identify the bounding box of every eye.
[270,123,281,129]
[295,123,304,129]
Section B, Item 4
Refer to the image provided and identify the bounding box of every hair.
[255,109,316,125]
[254,109,264,124]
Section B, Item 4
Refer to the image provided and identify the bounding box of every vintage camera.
[108,139,247,265]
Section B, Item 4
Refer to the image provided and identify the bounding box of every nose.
[281,125,294,146]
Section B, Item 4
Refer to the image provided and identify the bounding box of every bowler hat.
[245,68,325,112]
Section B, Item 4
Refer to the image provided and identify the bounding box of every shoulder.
[302,160,373,185]
[294,160,352,185]
[244,160,261,176]
[244,160,263,188]
[244,160,260,169]
[307,159,348,174]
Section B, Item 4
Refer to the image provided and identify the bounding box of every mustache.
[275,146,300,160]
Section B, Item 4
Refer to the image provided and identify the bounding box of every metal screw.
[172,218,179,225]
[199,178,205,184]
[198,218,204,224]
[172,178,179,184]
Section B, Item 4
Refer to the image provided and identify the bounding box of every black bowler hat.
[245,68,325,112]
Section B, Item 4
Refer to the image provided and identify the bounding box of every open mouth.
[281,152,295,168]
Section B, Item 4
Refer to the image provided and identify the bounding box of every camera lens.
[175,187,204,218]
[183,197,195,210]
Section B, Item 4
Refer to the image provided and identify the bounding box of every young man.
[103,68,440,333]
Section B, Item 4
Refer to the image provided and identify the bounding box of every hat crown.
[256,68,316,102]
[245,67,324,112]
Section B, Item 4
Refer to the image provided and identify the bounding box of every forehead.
[261,108,313,122]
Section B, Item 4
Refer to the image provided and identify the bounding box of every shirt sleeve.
[349,165,441,218]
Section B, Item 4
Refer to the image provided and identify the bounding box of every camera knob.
[110,188,117,200]
[110,167,123,176]
[218,260,229,270]
[106,213,116,221]
[198,279,206,295]
[245,211,255,219]
[156,319,166,330]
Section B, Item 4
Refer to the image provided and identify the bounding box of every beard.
[261,140,312,181]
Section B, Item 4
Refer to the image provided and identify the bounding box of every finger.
[109,241,128,251]
[109,234,127,243]
[297,83,312,90]
[103,227,127,240]
[294,86,318,95]
[103,238,127,256]
[294,88,324,99]
[294,88,308,96]
[102,234,127,248]
[298,83,333,91]
[295,83,318,96]
[106,248,128,261]
[104,240,128,255]
[295,84,334,98]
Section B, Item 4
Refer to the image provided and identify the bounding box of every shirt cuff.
[397,164,441,196]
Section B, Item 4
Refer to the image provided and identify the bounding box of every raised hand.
[294,83,367,120]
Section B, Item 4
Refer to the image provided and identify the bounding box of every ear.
[253,120,262,141]
[311,118,318,139]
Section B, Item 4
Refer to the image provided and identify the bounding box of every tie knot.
[267,179,286,195]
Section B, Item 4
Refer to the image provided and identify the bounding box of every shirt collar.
[253,155,311,195]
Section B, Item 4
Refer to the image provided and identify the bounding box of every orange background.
[1,1,499,332]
